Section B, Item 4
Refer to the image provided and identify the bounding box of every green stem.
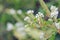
[12,14,21,22]
[39,0,50,17]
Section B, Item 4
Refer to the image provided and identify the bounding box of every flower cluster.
[5,8,22,15]
[6,5,60,40]
[36,12,44,18]
[50,5,58,18]
[23,5,59,40]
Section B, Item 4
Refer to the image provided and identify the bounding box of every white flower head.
[54,22,60,29]
[9,8,16,14]
[35,14,39,18]
[17,9,22,14]
[0,5,4,12]
[40,32,45,39]
[50,11,58,18]
[36,12,44,18]
[50,5,58,12]
[50,5,59,18]
[24,16,30,21]
[15,22,25,33]
[27,10,34,14]
[6,22,14,31]
[15,22,24,27]
[38,12,44,17]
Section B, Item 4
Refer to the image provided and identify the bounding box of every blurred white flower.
[9,8,16,14]
[50,11,58,18]
[7,22,14,31]
[40,32,45,39]
[54,22,60,29]
[50,5,58,12]
[50,5,59,18]
[36,12,44,18]
[24,16,30,21]
[17,10,22,14]
[15,22,24,27]
[36,14,39,18]
[27,10,34,14]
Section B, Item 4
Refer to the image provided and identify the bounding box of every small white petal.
[50,11,58,18]
[50,5,58,12]
[17,10,22,14]
[24,16,30,21]
[7,22,13,31]
[35,12,44,18]
[9,8,16,14]
[38,12,44,17]
[27,10,34,14]
[35,14,39,18]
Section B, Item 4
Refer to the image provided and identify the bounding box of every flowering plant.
[4,0,60,40]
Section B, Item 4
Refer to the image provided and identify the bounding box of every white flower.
[15,22,24,27]
[40,32,44,39]
[36,12,44,18]
[9,8,16,14]
[50,5,58,12]
[27,10,34,14]
[54,22,60,29]
[17,9,22,14]
[35,14,39,18]
[15,22,25,33]
[50,5,59,18]
[24,16,30,21]
[6,22,14,31]
[38,12,44,17]
[50,11,58,18]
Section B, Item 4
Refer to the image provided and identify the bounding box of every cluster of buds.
[50,5,58,18]
[23,5,60,40]
[5,5,60,40]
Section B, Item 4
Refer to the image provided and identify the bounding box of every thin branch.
[39,0,50,17]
